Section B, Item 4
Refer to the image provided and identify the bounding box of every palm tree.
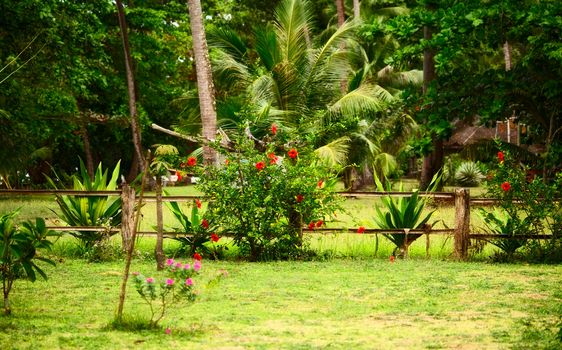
[188,0,218,165]
[209,0,393,170]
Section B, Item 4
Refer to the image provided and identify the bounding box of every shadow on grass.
[106,315,205,338]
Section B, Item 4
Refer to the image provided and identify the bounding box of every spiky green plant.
[478,209,527,255]
[166,199,215,257]
[454,161,484,187]
[47,160,121,248]
[373,173,440,255]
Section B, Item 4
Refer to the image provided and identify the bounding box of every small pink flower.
[194,261,202,272]
[166,278,174,286]
[146,277,154,284]
[185,278,193,286]
[132,271,140,276]
[165,327,171,335]
[184,263,191,270]
[166,258,174,266]
[175,262,183,268]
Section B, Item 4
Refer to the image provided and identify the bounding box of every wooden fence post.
[120,184,135,252]
[454,188,470,260]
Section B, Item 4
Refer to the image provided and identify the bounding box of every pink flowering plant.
[195,122,343,261]
[132,257,201,326]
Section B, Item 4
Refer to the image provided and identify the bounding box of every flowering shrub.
[133,257,201,326]
[195,124,342,261]
[483,147,562,260]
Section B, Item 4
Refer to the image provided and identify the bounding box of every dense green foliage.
[0,210,57,314]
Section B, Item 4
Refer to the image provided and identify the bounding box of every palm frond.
[314,137,350,166]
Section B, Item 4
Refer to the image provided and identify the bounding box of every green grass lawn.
[1,258,560,349]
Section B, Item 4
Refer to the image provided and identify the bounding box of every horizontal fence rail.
[2,188,559,260]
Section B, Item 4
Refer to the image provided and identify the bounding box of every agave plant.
[373,173,440,256]
[478,208,528,255]
[1,210,58,314]
[166,199,217,257]
[47,160,121,248]
[454,161,484,187]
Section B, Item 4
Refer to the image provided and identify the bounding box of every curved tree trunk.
[116,0,145,176]
[188,0,218,166]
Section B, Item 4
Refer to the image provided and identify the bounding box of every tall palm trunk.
[420,25,442,190]
[115,0,145,176]
[188,0,218,165]
[353,0,360,18]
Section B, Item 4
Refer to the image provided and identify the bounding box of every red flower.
[268,153,278,165]
[317,180,324,189]
[296,194,304,203]
[389,255,395,263]
[255,161,266,171]
[193,252,202,261]
[196,199,202,209]
[497,151,504,162]
[415,105,421,112]
[225,159,230,166]
[187,157,197,166]
[211,233,220,242]
[288,148,298,159]
[316,220,323,228]
[357,226,365,234]
[271,124,278,135]
[501,182,511,192]
[176,171,182,182]
[201,219,209,229]
[308,221,315,231]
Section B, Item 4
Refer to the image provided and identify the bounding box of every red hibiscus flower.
[296,194,304,203]
[415,105,421,112]
[316,220,323,228]
[317,180,324,189]
[211,233,220,242]
[225,159,230,166]
[271,124,278,135]
[255,161,266,171]
[187,157,197,166]
[288,148,298,159]
[268,153,278,165]
[201,219,209,229]
[196,199,202,209]
[176,171,182,182]
[389,255,395,263]
[497,151,504,162]
[357,226,365,234]
[308,221,315,231]
[501,182,511,191]
[193,252,202,261]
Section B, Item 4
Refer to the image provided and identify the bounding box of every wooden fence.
[0,188,557,260]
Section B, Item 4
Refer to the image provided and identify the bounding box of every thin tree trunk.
[188,0,218,166]
[420,24,442,190]
[115,0,145,175]
[503,41,512,71]
[155,176,165,270]
[353,0,360,18]
[335,0,347,93]
[80,120,95,178]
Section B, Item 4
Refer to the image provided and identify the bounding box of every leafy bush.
[48,160,121,249]
[194,125,342,261]
[0,210,58,314]
[454,161,484,187]
[373,173,440,256]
